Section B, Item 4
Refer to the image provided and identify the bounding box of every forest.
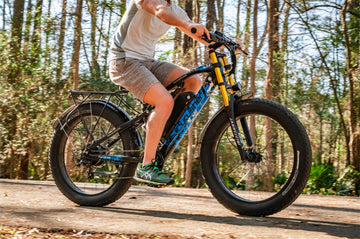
[0,0,359,196]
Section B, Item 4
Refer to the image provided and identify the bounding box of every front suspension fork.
[226,94,254,161]
[210,50,254,161]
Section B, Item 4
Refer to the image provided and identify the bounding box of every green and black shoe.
[134,162,174,186]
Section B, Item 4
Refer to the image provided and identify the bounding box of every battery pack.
[162,91,195,138]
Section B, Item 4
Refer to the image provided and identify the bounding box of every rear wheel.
[200,99,312,216]
[49,103,139,206]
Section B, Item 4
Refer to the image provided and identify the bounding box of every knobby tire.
[200,98,312,216]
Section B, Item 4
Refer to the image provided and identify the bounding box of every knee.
[193,76,202,89]
[156,94,174,117]
[143,83,174,116]
[164,95,174,115]
[185,75,202,93]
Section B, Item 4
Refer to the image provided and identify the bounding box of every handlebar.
[190,28,247,55]
[191,28,247,75]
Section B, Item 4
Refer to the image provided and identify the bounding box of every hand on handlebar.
[188,23,210,41]
[190,28,248,56]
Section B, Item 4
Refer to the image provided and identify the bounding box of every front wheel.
[200,98,312,216]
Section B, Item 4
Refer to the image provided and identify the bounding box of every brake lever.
[202,34,213,43]
[212,31,249,55]
[191,27,213,43]
[236,45,248,56]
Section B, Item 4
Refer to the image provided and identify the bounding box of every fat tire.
[200,98,312,216]
[49,103,138,206]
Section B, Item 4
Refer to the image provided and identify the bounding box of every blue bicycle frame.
[160,81,215,163]
[77,40,250,168]
[81,63,216,167]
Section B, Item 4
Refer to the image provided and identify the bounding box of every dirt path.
[0,179,359,239]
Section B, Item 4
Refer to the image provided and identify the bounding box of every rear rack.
[68,89,143,118]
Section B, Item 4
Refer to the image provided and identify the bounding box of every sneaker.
[134,162,174,186]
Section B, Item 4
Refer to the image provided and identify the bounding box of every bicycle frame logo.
[163,83,215,149]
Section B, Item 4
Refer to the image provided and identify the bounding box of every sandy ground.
[0,179,359,239]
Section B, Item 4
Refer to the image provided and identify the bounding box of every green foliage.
[305,162,360,196]
[333,166,360,196]
[0,31,67,179]
[306,162,337,194]
[222,175,245,190]
[79,70,119,92]
[273,171,287,186]
[157,50,172,62]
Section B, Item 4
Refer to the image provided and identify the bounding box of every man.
[109,0,211,186]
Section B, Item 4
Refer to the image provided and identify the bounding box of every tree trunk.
[103,2,114,72]
[183,0,194,187]
[2,0,6,29]
[173,0,183,64]
[216,0,224,31]
[9,0,25,54]
[249,0,258,151]
[43,0,52,66]
[281,3,290,107]
[4,0,25,179]
[206,0,216,31]
[342,0,360,171]
[245,0,257,189]
[89,0,100,79]
[193,0,200,63]
[56,0,67,82]
[69,0,83,90]
[205,0,216,64]
[97,1,106,71]
[236,0,242,38]
[182,0,193,62]
[8,0,25,82]
[271,0,280,103]
[241,0,251,90]
[264,0,277,191]
[173,28,182,63]
[18,141,32,180]
[30,0,43,65]
[185,124,194,187]
[23,0,32,55]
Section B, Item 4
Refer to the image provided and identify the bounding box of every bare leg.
[142,66,202,166]
[142,83,174,166]
[163,66,202,93]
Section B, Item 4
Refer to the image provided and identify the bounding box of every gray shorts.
[109,58,177,101]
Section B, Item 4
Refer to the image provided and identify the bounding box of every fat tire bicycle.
[49,31,312,216]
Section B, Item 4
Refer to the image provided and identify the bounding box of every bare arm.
[139,0,210,45]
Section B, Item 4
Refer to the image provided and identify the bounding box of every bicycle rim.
[216,113,297,202]
[60,113,128,195]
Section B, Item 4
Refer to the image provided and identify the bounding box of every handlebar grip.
[191,27,212,43]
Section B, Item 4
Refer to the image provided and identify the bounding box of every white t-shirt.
[109,0,190,60]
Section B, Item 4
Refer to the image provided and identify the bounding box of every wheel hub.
[80,145,108,166]
[245,148,263,163]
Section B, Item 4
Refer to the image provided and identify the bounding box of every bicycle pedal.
[133,176,167,188]
[149,183,166,188]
